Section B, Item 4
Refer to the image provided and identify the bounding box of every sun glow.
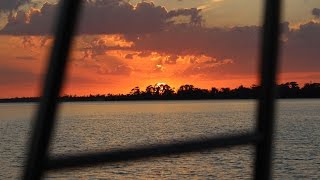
[155,82,167,87]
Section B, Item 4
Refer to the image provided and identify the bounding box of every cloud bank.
[0,1,319,77]
[0,0,30,11]
[312,8,320,18]
[0,0,202,35]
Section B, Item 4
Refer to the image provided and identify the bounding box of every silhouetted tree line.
[1,82,320,103]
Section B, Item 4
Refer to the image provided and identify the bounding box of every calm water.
[0,100,319,179]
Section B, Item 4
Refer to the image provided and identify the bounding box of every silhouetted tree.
[177,84,195,98]
[1,81,319,103]
[234,85,253,98]
[277,82,300,98]
[220,88,231,98]
[301,83,320,98]
[210,87,219,98]
[130,86,141,96]
[250,85,261,98]
[145,85,155,97]
[160,84,175,97]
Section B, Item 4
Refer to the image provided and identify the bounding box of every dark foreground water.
[0,100,319,179]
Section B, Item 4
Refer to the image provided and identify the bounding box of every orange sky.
[0,0,320,98]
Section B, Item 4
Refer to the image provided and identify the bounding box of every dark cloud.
[77,20,320,76]
[124,24,260,74]
[1,0,319,77]
[166,8,202,26]
[0,0,29,11]
[124,21,320,75]
[1,3,57,35]
[281,21,320,72]
[0,0,202,35]
[80,37,130,59]
[312,8,320,18]
[0,66,39,85]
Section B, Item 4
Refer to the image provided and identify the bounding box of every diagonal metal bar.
[23,1,81,180]
[22,0,281,179]
[255,0,282,179]
[46,133,260,170]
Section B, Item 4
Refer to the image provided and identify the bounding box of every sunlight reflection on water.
[0,100,319,179]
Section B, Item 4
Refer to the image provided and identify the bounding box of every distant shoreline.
[1,97,320,103]
[1,82,319,103]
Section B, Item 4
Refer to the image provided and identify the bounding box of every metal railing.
[23,0,282,179]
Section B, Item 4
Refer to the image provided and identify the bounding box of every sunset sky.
[0,0,320,98]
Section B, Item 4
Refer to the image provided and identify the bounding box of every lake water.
[0,100,319,179]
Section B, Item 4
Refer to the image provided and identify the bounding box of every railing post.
[23,1,81,180]
[255,0,282,179]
